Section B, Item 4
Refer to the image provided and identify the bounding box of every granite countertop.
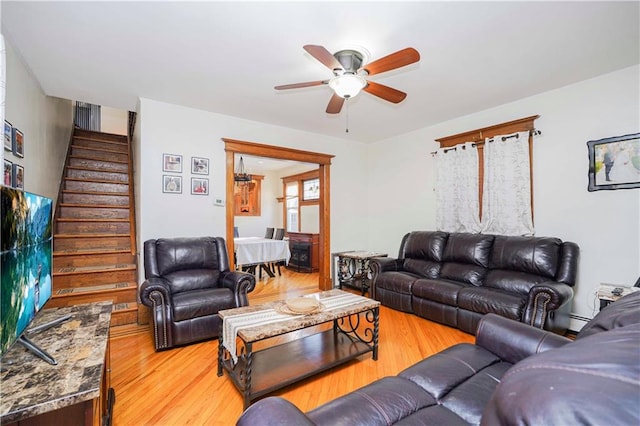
[0,302,112,423]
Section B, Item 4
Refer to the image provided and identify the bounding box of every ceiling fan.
[275,45,420,114]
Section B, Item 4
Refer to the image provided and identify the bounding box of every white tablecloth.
[234,237,291,266]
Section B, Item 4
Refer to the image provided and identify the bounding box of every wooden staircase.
[49,128,138,326]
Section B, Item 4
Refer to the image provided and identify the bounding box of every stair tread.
[66,165,128,174]
[59,203,130,209]
[73,136,128,146]
[54,233,131,238]
[56,218,129,223]
[69,154,128,165]
[72,144,129,155]
[54,248,130,256]
[64,177,129,185]
[54,263,136,274]
[62,189,128,196]
[53,281,136,295]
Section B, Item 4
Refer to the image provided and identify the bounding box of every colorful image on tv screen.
[1,187,53,356]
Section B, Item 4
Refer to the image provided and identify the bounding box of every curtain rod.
[430,129,541,155]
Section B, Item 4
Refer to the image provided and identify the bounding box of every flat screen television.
[1,187,54,361]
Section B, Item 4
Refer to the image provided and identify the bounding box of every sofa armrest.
[370,257,404,299]
[236,397,314,426]
[220,270,256,307]
[139,277,174,350]
[139,277,172,308]
[523,282,574,330]
[475,314,571,365]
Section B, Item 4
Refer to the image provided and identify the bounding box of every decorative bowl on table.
[282,297,322,314]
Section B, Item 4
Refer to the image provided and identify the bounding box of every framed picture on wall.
[587,132,640,191]
[163,175,182,194]
[12,164,24,189]
[12,128,24,158]
[191,178,209,195]
[4,121,12,151]
[4,159,13,187]
[191,157,209,175]
[163,153,182,173]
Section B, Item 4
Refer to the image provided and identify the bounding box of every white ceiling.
[2,1,639,143]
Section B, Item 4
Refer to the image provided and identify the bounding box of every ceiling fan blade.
[274,81,327,90]
[363,81,407,103]
[304,45,343,71]
[326,93,345,114]
[361,47,420,76]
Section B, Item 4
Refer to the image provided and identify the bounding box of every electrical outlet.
[213,198,225,206]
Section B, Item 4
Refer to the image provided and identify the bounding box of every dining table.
[234,237,291,278]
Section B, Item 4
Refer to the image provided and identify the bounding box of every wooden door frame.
[223,138,334,290]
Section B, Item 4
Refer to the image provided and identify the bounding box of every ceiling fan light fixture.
[328,74,367,99]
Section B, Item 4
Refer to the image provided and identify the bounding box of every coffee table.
[217,289,380,408]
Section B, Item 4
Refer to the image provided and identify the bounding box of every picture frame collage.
[162,153,210,195]
[4,120,25,189]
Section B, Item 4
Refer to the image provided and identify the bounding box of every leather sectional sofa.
[370,231,579,334]
[236,291,640,425]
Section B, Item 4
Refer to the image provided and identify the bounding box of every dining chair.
[234,226,239,238]
[265,227,275,239]
[271,228,287,275]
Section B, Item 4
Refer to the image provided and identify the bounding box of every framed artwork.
[191,156,209,175]
[12,128,24,158]
[12,164,24,189]
[4,121,12,151]
[587,132,640,191]
[162,175,182,194]
[191,178,209,195]
[163,153,182,173]
[4,159,13,187]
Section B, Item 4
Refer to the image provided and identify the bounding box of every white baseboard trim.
[569,313,591,333]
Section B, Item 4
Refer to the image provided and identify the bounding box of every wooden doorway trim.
[223,138,334,290]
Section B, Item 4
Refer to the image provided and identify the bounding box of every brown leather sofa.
[370,231,579,334]
[236,291,640,425]
[140,236,256,350]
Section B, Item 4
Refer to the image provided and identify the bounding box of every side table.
[597,284,640,311]
[335,251,388,295]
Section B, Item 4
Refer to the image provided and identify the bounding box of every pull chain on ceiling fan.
[275,44,420,114]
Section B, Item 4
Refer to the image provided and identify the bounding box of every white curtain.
[435,142,481,233]
[481,131,534,236]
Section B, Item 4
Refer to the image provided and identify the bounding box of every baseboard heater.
[568,313,591,333]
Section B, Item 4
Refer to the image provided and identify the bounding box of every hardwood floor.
[109,270,475,425]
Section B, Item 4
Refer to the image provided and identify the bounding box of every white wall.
[3,37,72,204]
[367,65,640,329]
[136,98,369,275]
[100,106,128,135]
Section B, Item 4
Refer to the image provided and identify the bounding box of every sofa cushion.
[172,287,234,321]
[307,377,435,426]
[375,271,421,295]
[482,323,640,426]
[165,268,222,293]
[439,233,494,286]
[399,343,512,425]
[442,233,494,268]
[402,231,448,262]
[483,269,548,295]
[412,278,470,306]
[457,287,525,321]
[403,259,442,279]
[488,235,561,279]
[155,237,221,276]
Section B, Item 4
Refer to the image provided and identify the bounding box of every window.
[285,182,298,233]
[302,178,320,201]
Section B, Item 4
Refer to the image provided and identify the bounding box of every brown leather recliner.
[140,236,256,351]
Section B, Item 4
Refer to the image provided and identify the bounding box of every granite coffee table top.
[0,302,112,423]
[219,289,379,343]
